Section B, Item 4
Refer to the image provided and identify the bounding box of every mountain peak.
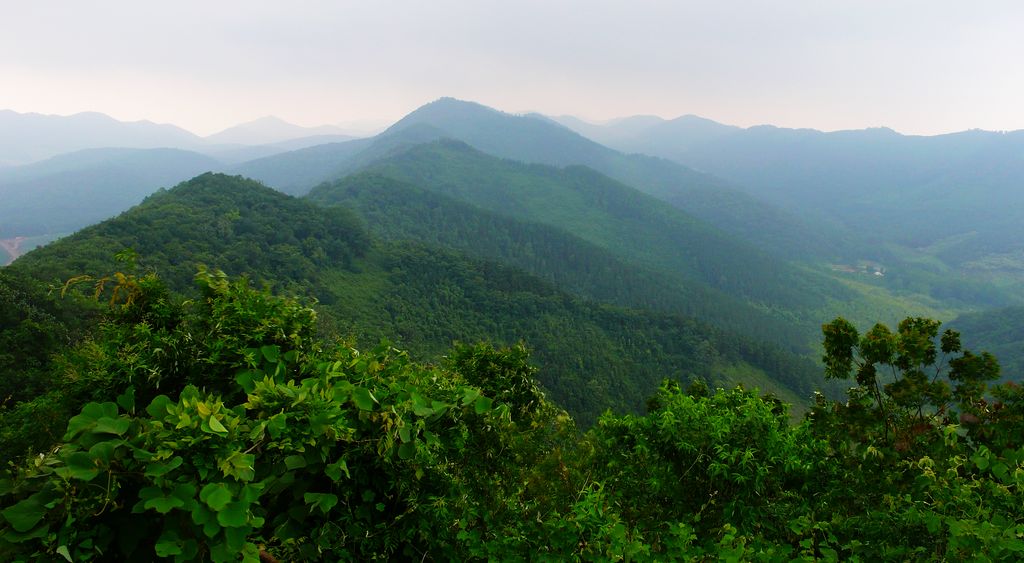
[205,116,351,146]
[399,97,504,123]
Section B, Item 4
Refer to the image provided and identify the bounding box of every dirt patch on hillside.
[1,237,25,266]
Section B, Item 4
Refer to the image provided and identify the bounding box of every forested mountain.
[384,99,852,261]
[9,173,821,425]
[0,109,204,165]
[549,113,741,155]
[339,139,964,345]
[952,306,1024,381]
[558,115,1024,284]
[308,172,808,349]
[0,98,970,352]
[231,137,375,194]
[0,148,223,238]
[230,98,844,260]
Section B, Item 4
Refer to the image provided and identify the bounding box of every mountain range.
[553,113,1024,276]
[0,110,363,166]
[4,96,1024,420]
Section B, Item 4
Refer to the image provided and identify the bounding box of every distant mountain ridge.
[0,109,361,166]
[0,147,222,237]
[204,116,356,146]
[554,111,1024,270]
[0,110,203,165]
[235,97,849,261]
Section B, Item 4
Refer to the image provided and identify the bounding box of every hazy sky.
[3,1,1023,135]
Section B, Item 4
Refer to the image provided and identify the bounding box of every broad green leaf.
[57,545,72,562]
[202,516,221,538]
[144,495,185,514]
[430,400,449,416]
[155,530,183,557]
[973,455,990,471]
[325,458,350,481]
[461,388,481,406]
[94,416,130,436]
[266,413,287,439]
[216,501,249,528]
[224,524,249,551]
[992,462,1010,483]
[398,442,416,460]
[261,345,280,363]
[474,395,494,414]
[65,410,98,439]
[284,455,307,470]
[411,393,431,416]
[145,456,184,478]
[210,540,235,563]
[352,387,376,411]
[241,483,264,504]
[399,426,412,443]
[208,416,228,434]
[191,504,214,526]
[220,452,256,482]
[235,370,257,393]
[200,483,233,511]
[1,498,46,532]
[304,492,339,514]
[242,542,261,563]
[89,440,122,465]
[116,386,136,413]
[63,451,100,481]
[171,483,197,508]
[146,395,173,418]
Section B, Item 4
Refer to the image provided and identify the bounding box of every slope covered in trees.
[560,115,1024,303]
[342,139,957,346]
[232,98,843,261]
[8,173,821,426]
[308,171,809,349]
[384,98,852,261]
[356,139,837,310]
[2,262,1021,561]
[952,306,1024,381]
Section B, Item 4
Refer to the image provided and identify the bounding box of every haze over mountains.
[0,109,366,166]
[553,113,1024,272]
[4,96,1024,388]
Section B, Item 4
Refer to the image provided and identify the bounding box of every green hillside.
[10,173,821,425]
[597,120,1024,306]
[384,98,851,261]
[308,171,809,349]
[346,140,867,339]
[952,305,1024,381]
[231,98,845,261]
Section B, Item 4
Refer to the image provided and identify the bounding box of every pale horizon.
[3,1,1024,136]
[6,100,1024,140]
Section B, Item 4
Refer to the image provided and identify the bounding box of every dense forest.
[1,258,1022,560]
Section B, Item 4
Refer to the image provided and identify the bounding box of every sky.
[2,0,1023,136]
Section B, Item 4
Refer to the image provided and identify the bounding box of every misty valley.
[3,98,1024,560]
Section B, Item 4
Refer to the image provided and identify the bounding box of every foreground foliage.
[1,269,1022,561]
